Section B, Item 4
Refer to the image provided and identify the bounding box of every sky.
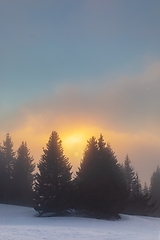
[1,0,160,185]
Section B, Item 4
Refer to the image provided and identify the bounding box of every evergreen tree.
[0,145,6,202]
[123,155,136,195]
[34,131,72,214]
[12,142,35,206]
[123,157,156,216]
[132,173,142,196]
[74,137,99,212]
[1,134,15,203]
[150,166,160,216]
[129,173,156,216]
[75,135,128,218]
[143,182,149,195]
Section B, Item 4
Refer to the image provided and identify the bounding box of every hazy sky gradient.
[1,0,160,184]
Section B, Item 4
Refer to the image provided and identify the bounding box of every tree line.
[0,132,159,218]
[0,133,35,206]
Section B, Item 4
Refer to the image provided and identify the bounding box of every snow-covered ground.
[0,204,160,240]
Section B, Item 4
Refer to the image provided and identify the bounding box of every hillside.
[0,204,159,240]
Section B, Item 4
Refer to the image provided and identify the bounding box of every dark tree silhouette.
[150,166,160,216]
[75,135,128,218]
[34,131,72,215]
[1,134,15,203]
[123,157,156,216]
[12,142,35,206]
[128,173,156,216]
[142,182,149,195]
[74,136,99,212]
[0,145,6,202]
[123,155,136,195]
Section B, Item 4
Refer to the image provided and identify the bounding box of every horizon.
[0,130,157,186]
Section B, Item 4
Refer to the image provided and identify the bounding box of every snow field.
[0,204,160,240]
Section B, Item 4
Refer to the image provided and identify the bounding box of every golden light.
[63,133,84,146]
[1,112,119,173]
[74,152,79,157]
[60,130,91,173]
[62,132,87,159]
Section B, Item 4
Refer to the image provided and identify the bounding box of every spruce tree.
[123,157,156,216]
[75,137,99,212]
[13,142,35,206]
[129,173,156,216]
[150,166,160,216]
[143,182,149,195]
[0,145,6,202]
[123,155,136,196]
[34,131,72,215]
[76,135,128,218]
[1,134,15,203]
[132,173,142,196]
[97,137,128,217]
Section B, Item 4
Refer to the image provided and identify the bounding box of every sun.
[63,134,84,146]
[60,126,102,173]
[63,133,86,153]
[61,126,102,160]
[61,131,88,162]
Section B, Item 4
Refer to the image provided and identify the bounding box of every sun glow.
[60,128,97,167]
[63,134,84,146]
[62,132,87,158]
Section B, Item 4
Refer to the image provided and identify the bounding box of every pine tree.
[12,142,35,206]
[123,156,156,216]
[123,155,136,196]
[143,182,149,195]
[34,131,72,215]
[75,135,128,218]
[97,138,128,217]
[130,173,156,216]
[0,145,6,202]
[132,173,142,196]
[150,166,160,216]
[1,134,15,203]
[75,136,99,212]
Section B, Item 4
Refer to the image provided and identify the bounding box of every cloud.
[18,60,160,135]
[98,61,160,133]
[1,61,160,184]
[2,60,160,142]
